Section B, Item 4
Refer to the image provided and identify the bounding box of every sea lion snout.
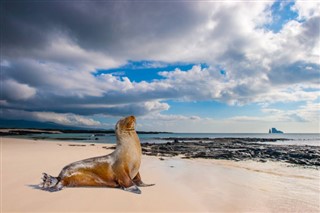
[126,115,136,125]
[124,115,136,130]
[128,115,136,122]
[116,115,136,132]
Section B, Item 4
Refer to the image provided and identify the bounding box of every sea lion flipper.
[123,185,141,194]
[132,172,155,187]
[115,169,141,194]
[40,173,63,192]
[137,183,155,187]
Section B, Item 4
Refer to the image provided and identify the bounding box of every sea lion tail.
[40,173,63,192]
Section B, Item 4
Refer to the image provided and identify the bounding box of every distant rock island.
[269,128,284,134]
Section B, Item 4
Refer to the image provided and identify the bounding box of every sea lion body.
[41,116,153,194]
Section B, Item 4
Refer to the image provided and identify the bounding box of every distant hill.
[0,119,92,130]
[0,119,171,134]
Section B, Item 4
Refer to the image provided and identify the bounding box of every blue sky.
[94,61,209,82]
[265,1,299,32]
[1,0,319,132]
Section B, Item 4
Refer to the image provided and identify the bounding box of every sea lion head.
[115,115,137,136]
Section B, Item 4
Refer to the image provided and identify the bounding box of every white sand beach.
[1,138,319,213]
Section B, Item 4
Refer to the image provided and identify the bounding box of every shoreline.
[0,128,172,136]
[1,138,320,212]
[3,135,320,167]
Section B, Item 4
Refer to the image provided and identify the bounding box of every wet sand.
[1,138,319,212]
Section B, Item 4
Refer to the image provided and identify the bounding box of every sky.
[1,0,319,133]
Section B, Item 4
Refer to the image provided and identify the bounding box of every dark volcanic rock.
[141,138,320,167]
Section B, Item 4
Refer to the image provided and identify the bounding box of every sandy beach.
[1,138,319,213]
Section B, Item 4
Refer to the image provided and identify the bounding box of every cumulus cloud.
[2,79,36,101]
[1,1,319,129]
[141,113,201,122]
[292,0,320,20]
[3,109,101,127]
[34,112,101,127]
[137,113,208,132]
[233,101,320,124]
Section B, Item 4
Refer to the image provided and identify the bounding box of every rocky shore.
[140,138,320,167]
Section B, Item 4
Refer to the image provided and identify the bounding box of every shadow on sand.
[27,184,43,190]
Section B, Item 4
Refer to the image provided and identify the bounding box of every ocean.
[8,132,320,146]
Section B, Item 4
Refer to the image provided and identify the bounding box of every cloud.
[268,61,320,85]
[141,113,201,122]
[2,1,278,65]
[2,1,210,61]
[2,79,36,101]
[292,0,320,20]
[34,112,101,127]
[1,1,319,130]
[291,101,320,122]
[1,62,319,120]
[268,16,320,66]
[137,113,208,132]
[232,101,320,123]
[3,109,101,127]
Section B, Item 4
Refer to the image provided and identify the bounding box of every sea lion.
[40,115,154,194]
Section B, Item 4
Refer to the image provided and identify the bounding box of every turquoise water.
[8,132,320,146]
